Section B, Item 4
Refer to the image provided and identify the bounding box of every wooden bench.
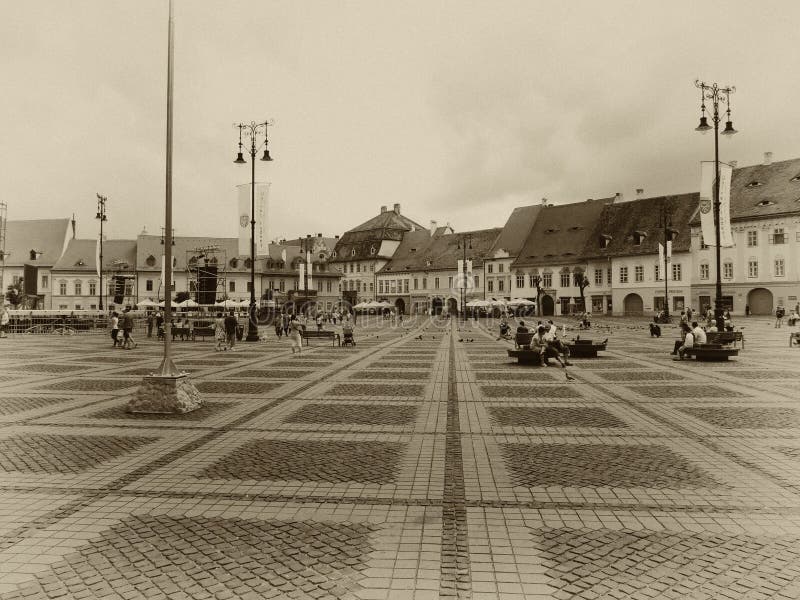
[514,332,533,349]
[171,327,192,340]
[706,330,744,349]
[301,330,340,346]
[193,324,215,340]
[507,349,555,365]
[684,344,739,361]
[566,338,607,358]
[790,332,800,347]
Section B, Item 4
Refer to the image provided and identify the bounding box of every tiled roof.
[583,193,697,259]
[488,205,542,256]
[2,219,71,267]
[52,239,137,273]
[349,209,426,233]
[379,228,502,273]
[331,207,427,262]
[511,199,613,268]
[692,157,800,223]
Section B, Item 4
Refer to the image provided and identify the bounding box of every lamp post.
[695,80,736,331]
[457,233,472,320]
[95,194,108,311]
[658,200,673,321]
[234,120,274,342]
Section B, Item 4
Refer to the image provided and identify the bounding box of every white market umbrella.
[507,298,535,306]
[466,299,492,308]
[178,299,199,308]
[215,299,238,308]
[490,299,507,307]
[137,298,157,307]
[353,301,370,309]
[157,301,166,308]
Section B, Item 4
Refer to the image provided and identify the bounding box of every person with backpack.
[121,308,136,349]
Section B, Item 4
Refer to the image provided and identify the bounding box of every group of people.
[109,308,137,349]
[671,320,711,360]
[503,318,571,368]
[213,311,242,352]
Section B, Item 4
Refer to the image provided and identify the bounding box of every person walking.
[0,304,9,338]
[147,311,155,338]
[288,314,303,355]
[214,312,227,351]
[110,311,120,347]
[120,308,136,349]
[282,312,290,337]
[775,306,785,328]
[274,313,283,338]
[224,310,238,350]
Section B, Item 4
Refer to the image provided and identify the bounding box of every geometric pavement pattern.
[327,383,425,397]
[488,406,627,428]
[89,401,230,422]
[35,379,140,392]
[501,443,719,488]
[200,439,406,483]
[681,406,800,429]
[0,397,73,416]
[534,527,800,600]
[0,515,376,600]
[0,434,158,474]
[284,403,418,425]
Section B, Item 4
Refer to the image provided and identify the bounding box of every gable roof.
[349,208,426,233]
[52,238,137,273]
[2,219,71,268]
[380,227,502,273]
[488,205,542,256]
[582,193,698,259]
[721,157,800,222]
[511,198,613,268]
[331,206,428,262]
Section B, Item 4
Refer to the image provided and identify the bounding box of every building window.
[226,281,234,292]
[125,283,133,296]
[560,272,570,287]
[378,280,384,294]
[488,280,494,293]
[41,275,49,290]
[775,258,785,277]
[279,280,285,292]
[770,228,786,244]
[474,275,479,288]
[700,234,708,250]
[448,276,453,289]
[413,278,418,290]
[356,263,361,272]
[700,263,709,280]
[672,263,682,281]
[594,269,603,285]
[498,279,505,292]
[498,264,504,273]
[349,264,354,273]
[327,281,332,292]
[619,267,628,284]
[487,264,493,274]
[73,281,82,296]
[748,260,758,278]
[516,274,524,288]
[654,264,660,281]
[370,263,375,272]
[542,273,552,288]
[403,280,409,293]
[146,279,153,291]
[747,230,758,247]
[434,277,440,289]
[422,277,427,290]
[634,265,644,282]
[369,282,374,292]
[607,268,612,284]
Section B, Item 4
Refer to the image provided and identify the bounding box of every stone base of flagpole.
[127,373,202,414]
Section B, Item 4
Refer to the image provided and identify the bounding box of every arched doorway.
[446,298,459,316]
[623,293,644,316]
[747,288,773,315]
[541,294,555,316]
[394,298,406,315]
[431,297,443,315]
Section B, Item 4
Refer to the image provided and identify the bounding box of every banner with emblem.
[699,161,716,247]
[718,163,734,247]
[237,183,270,257]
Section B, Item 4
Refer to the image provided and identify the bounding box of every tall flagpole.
[158,0,178,376]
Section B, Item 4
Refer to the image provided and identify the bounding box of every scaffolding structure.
[186,245,228,304]
[0,202,7,297]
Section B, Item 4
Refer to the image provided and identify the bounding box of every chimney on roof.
[430,220,437,234]
[393,203,401,214]
[335,235,339,239]
[729,160,737,168]
[317,233,322,237]
[764,152,772,165]
[71,213,76,239]
[380,205,387,213]
[541,197,548,206]
[636,188,644,198]
[614,192,623,203]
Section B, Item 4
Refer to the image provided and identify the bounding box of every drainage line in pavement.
[440,326,472,599]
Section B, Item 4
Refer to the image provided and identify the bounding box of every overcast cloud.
[2,1,799,241]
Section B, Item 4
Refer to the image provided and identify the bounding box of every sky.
[3,1,800,242]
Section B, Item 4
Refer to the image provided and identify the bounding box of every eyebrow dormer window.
[746,181,764,188]
[757,199,775,207]
[600,234,612,249]
[791,174,800,182]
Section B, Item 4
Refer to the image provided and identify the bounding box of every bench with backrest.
[507,332,554,365]
[171,326,191,341]
[192,321,215,341]
[683,343,739,361]
[566,338,607,358]
[705,330,744,349]
[301,329,340,346]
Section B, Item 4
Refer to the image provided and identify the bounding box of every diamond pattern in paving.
[535,526,800,600]
[0,397,73,416]
[629,384,748,398]
[488,406,627,428]
[194,380,283,394]
[35,379,141,392]
[232,369,315,379]
[350,370,430,380]
[597,370,685,381]
[0,434,157,474]
[8,364,87,374]
[501,443,718,488]
[371,361,432,369]
[327,383,424,397]
[89,401,231,422]
[474,370,559,381]
[480,384,582,399]
[201,439,405,483]
[271,360,334,368]
[681,406,800,429]
[0,515,376,600]
[284,403,418,426]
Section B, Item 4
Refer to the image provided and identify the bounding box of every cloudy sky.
[3,1,800,242]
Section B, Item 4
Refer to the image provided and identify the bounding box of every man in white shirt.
[691,321,707,345]
[675,329,695,360]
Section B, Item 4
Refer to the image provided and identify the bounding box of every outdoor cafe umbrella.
[137,298,157,307]
[177,298,199,308]
[507,298,535,306]
[215,299,239,309]
[466,299,492,308]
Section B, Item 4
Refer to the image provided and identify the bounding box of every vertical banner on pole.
[718,163,734,247]
[699,161,716,246]
[237,183,270,257]
[298,262,305,291]
[307,262,313,290]
[657,244,664,280]
[95,237,101,277]
[666,240,672,259]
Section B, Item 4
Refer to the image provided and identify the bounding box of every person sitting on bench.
[530,325,569,368]
[545,322,571,366]
[672,322,691,356]
[674,324,695,360]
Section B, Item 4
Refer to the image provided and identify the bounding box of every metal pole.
[158,0,178,376]
[713,99,724,331]
[246,136,258,341]
[99,206,104,311]
[663,202,669,319]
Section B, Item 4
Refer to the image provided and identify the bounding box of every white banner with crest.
[699,162,734,248]
[237,183,270,257]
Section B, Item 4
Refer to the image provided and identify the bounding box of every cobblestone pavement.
[0,316,799,599]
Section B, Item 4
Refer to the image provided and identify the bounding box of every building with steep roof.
[582,193,697,316]
[329,204,427,305]
[510,198,613,315]
[690,154,800,315]
[0,218,72,308]
[377,226,501,315]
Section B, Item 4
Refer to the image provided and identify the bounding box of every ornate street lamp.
[456,233,472,320]
[95,194,108,311]
[695,80,737,330]
[234,120,274,341]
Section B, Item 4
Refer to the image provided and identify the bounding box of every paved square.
[284,403,419,426]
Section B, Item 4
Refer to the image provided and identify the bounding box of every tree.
[174,291,190,304]
[5,279,24,307]
[531,274,543,317]
[575,273,590,312]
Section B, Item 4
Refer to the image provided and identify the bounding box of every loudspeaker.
[197,266,217,305]
[113,276,125,305]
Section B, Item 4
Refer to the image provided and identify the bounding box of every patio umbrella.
[353,301,370,309]
[466,299,492,308]
[507,298,535,306]
[178,298,199,308]
[216,299,238,308]
[137,298,157,307]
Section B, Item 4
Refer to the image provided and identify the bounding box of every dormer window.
[568,225,583,231]
[791,174,800,182]
[600,234,612,249]
[745,181,764,188]
[545,227,559,234]
[426,260,432,267]
[229,258,239,268]
[75,259,85,266]
[244,258,252,268]
[370,245,376,255]
[351,248,356,257]
[331,251,337,258]
[756,199,775,207]
[633,230,647,246]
